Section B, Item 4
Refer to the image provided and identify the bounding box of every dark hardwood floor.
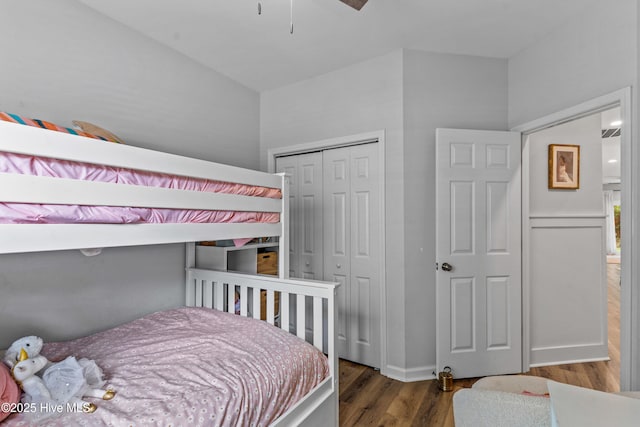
[338,263,621,426]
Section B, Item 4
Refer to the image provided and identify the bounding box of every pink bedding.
[0,363,20,422]
[3,307,329,426]
[0,152,281,226]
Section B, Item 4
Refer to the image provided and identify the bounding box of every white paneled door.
[436,129,522,379]
[276,153,324,345]
[324,143,381,368]
[277,143,381,368]
[276,153,323,279]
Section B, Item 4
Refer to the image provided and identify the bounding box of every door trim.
[267,130,387,375]
[512,87,634,390]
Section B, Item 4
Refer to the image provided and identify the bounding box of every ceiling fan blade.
[339,0,369,11]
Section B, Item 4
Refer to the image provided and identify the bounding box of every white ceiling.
[78,0,600,92]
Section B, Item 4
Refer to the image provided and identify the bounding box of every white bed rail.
[185,268,337,354]
[0,120,281,187]
[0,120,287,255]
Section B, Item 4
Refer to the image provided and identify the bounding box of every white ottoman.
[453,375,552,427]
[472,374,549,395]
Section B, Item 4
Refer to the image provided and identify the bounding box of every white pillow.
[548,380,640,427]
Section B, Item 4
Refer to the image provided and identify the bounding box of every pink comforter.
[3,307,329,426]
[0,152,281,225]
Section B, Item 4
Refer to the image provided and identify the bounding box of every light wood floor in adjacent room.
[339,263,621,426]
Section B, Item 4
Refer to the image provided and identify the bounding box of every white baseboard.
[530,343,608,368]
[384,364,436,382]
[529,356,610,368]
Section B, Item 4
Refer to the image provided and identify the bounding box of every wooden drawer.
[257,252,278,276]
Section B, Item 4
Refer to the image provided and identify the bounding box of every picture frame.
[548,144,580,189]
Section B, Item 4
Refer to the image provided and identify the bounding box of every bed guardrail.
[0,120,289,256]
[185,267,338,353]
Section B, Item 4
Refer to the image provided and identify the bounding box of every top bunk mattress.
[0,151,280,225]
[0,114,282,227]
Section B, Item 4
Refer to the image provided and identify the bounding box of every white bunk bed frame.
[0,120,339,427]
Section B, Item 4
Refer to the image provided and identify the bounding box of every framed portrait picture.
[548,144,580,189]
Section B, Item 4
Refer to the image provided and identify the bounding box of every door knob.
[441,262,453,272]
[336,264,342,269]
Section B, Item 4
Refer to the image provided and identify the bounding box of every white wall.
[508,0,636,129]
[260,49,508,378]
[527,114,608,366]
[0,0,260,348]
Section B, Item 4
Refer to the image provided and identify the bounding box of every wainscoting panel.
[529,216,608,367]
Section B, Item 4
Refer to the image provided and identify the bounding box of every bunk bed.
[0,118,339,426]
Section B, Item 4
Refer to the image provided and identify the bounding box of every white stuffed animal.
[11,352,95,419]
[42,356,116,413]
[5,337,116,416]
[11,353,52,403]
[3,336,44,368]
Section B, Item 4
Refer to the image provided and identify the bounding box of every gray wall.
[636,0,640,391]
[402,50,508,371]
[529,116,604,217]
[260,49,508,377]
[0,0,259,169]
[0,0,260,348]
[260,51,409,372]
[0,246,184,346]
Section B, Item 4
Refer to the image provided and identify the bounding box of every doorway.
[515,88,633,390]
[523,107,621,388]
[603,107,622,387]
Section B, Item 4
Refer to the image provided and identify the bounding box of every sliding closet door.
[324,143,381,368]
[275,153,323,279]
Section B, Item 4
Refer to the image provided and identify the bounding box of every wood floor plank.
[338,264,621,426]
[410,380,451,427]
[340,360,368,394]
[341,373,405,426]
[376,413,402,427]
[385,380,429,423]
[340,366,377,404]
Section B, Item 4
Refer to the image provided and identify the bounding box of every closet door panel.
[276,153,322,279]
[324,143,380,368]
[299,153,323,280]
[324,148,352,358]
[348,144,380,367]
